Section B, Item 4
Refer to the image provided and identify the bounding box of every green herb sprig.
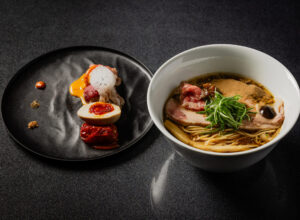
[198,91,255,130]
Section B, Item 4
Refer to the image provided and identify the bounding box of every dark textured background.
[0,0,299,219]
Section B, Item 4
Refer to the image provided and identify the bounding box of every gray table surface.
[0,0,299,219]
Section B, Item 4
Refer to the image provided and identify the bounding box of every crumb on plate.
[30,100,40,109]
[28,121,39,129]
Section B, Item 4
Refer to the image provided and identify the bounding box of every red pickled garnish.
[80,123,118,145]
[89,103,114,115]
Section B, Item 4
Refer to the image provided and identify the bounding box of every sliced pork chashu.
[240,99,284,130]
[166,79,284,130]
[165,98,210,126]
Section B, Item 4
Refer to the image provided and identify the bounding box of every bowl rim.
[147,44,300,157]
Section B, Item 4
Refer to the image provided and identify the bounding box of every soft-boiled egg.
[77,102,121,125]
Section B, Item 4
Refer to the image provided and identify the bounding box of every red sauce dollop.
[35,81,46,89]
[89,103,114,115]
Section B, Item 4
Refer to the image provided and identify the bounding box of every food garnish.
[164,75,284,152]
[28,121,39,129]
[35,81,46,89]
[180,83,214,111]
[69,64,124,106]
[30,100,40,109]
[260,106,276,119]
[70,64,124,149]
[80,123,118,147]
[198,91,255,130]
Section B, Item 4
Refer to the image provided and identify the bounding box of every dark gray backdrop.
[0,0,299,219]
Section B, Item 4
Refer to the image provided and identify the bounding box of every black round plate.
[1,46,153,161]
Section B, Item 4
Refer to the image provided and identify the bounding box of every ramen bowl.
[147,44,300,172]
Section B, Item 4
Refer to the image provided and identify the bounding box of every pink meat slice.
[165,98,210,126]
[180,83,206,111]
[84,85,99,102]
[181,83,203,99]
[165,98,284,130]
[181,96,206,111]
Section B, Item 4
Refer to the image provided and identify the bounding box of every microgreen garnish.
[198,91,256,130]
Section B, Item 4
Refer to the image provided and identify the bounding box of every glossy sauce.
[89,103,114,115]
[35,81,46,89]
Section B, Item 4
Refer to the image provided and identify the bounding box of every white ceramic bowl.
[147,44,300,172]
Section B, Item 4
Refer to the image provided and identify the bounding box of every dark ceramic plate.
[1,46,153,161]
